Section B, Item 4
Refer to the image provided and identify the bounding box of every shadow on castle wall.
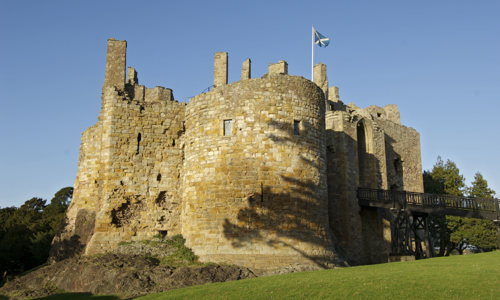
[222,177,337,268]
[222,119,343,268]
[384,134,404,192]
[220,114,403,266]
[325,124,394,265]
[49,209,95,263]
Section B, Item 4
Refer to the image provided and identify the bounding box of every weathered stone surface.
[214,52,228,87]
[103,38,126,90]
[325,100,423,265]
[51,38,424,270]
[182,73,339,269]
[268,60,288,75]
[241,58,251,80]
[314,63,328,100]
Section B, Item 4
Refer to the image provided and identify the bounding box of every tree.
[43,187,73,232]
[424,159,498,255]
[0,197,46,278]
[0,206,18,280]
[465,172,498,252]
[0,187,72,284]
[468,172,495,199]
[424,157,466,196]
[32,187,73,263]
[424,157,466,255]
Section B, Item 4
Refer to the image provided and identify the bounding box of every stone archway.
[356,119,375,189]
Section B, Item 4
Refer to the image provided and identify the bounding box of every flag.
[313,28,330,47]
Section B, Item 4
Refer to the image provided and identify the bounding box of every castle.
[50,38,424,271]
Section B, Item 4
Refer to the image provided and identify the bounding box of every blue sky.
[1,0,499,207]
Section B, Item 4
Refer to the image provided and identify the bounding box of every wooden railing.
[357,188,500,220]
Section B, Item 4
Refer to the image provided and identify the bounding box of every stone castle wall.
[51,38,424,270]
[52,39,186,258]
[182,66,338,269]
[85,84,186,254]
[323,98,423,264]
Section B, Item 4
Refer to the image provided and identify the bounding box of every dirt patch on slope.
[0,253,255,299]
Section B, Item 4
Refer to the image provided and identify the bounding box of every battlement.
[103,38,334,106]
[127,67,138,85]
[213,52,228,88]
[102,39,176,107]
[103,38,127,90]
[268,60,288,75]
[145,86,174,103]
[241,58,251,80]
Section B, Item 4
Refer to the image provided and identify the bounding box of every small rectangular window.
[223,119,233,136]
[293,120,300,136]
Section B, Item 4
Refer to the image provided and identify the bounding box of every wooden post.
[423,214,433,258]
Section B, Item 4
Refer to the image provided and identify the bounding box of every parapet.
[268,60,288,75]
[101,40,176,105]
[145,86,174,103]
[362,104,401,124]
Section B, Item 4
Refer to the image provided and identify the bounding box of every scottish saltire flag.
[313,28,330,47]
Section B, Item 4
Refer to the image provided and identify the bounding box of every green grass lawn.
[137,251,500,300]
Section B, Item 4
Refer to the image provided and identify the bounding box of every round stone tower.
[182,68,339,271]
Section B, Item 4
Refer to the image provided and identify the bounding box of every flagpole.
[311,25,314,82]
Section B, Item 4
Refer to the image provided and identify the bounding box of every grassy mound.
[137,251,500,299]
[116,234,199,267]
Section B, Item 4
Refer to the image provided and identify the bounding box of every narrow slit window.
[294,120,300,136]
[136,133,142,154]
[223,119,233,136]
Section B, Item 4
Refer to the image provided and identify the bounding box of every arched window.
[357,120,373,188]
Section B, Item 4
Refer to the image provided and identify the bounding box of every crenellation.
[133,84,145,102]
[268,60,288,75]
[213,52,228,88]
[241,58,251,80]
[328,86,340,102]
[127,67,138,85]
[314,63,328,99]
[145,86,174,103]
[103,38,127,90]
[51,38,425,271]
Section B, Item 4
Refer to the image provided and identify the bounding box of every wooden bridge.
[357,188,500,259]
